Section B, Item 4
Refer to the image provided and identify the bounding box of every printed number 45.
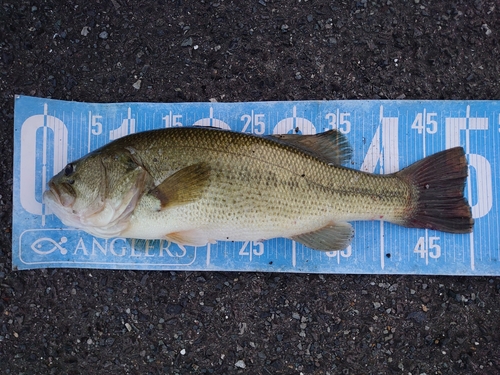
[414,236,441,259]
[411,111,437,134]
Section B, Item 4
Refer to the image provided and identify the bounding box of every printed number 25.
[241,113,265,135]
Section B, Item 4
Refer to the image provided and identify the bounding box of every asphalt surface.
[1,1,499,374]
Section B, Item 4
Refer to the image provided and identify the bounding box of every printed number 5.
[428,237,441,259]
[91,114,103,135]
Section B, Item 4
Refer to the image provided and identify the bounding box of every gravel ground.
[1,0,500,374]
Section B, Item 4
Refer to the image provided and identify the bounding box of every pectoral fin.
[270,130,352,165]
[291,222,354,251]
[149,162,211,209]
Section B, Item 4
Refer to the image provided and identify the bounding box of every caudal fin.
[397,147,473,233]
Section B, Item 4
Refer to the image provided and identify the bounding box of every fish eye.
[64,163,75,176]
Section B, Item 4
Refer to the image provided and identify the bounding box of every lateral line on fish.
[164,144,405,200]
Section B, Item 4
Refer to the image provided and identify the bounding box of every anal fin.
[291,222,354,251]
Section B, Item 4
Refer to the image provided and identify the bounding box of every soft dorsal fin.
[149,162,211,210]
[270,130,352,165]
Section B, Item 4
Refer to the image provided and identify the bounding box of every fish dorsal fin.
[291,221,354,251]
[149,162,211,210]
[270,130,352,165]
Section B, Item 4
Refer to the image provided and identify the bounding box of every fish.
[43,126,474,251]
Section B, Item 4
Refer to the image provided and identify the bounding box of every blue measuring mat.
[12,95,499,275]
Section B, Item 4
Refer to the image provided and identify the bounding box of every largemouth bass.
[43,127,473,251]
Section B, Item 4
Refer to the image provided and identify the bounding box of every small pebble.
[181,37,193,47]
[235,359,246,368]
[133,80,142,90]
[81,26,90,36]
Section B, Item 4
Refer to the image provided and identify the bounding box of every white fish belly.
[121,197,335,246]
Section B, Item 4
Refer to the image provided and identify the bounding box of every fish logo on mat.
[31,237,68,255]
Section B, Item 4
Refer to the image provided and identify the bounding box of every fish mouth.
[43,176,144,239]
[46,180,76,208]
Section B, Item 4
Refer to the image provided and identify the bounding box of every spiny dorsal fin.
[270,130,352,165]
[291,221,354,251]
[149,162,211,210]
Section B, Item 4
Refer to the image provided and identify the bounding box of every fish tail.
[397,147,473,233]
